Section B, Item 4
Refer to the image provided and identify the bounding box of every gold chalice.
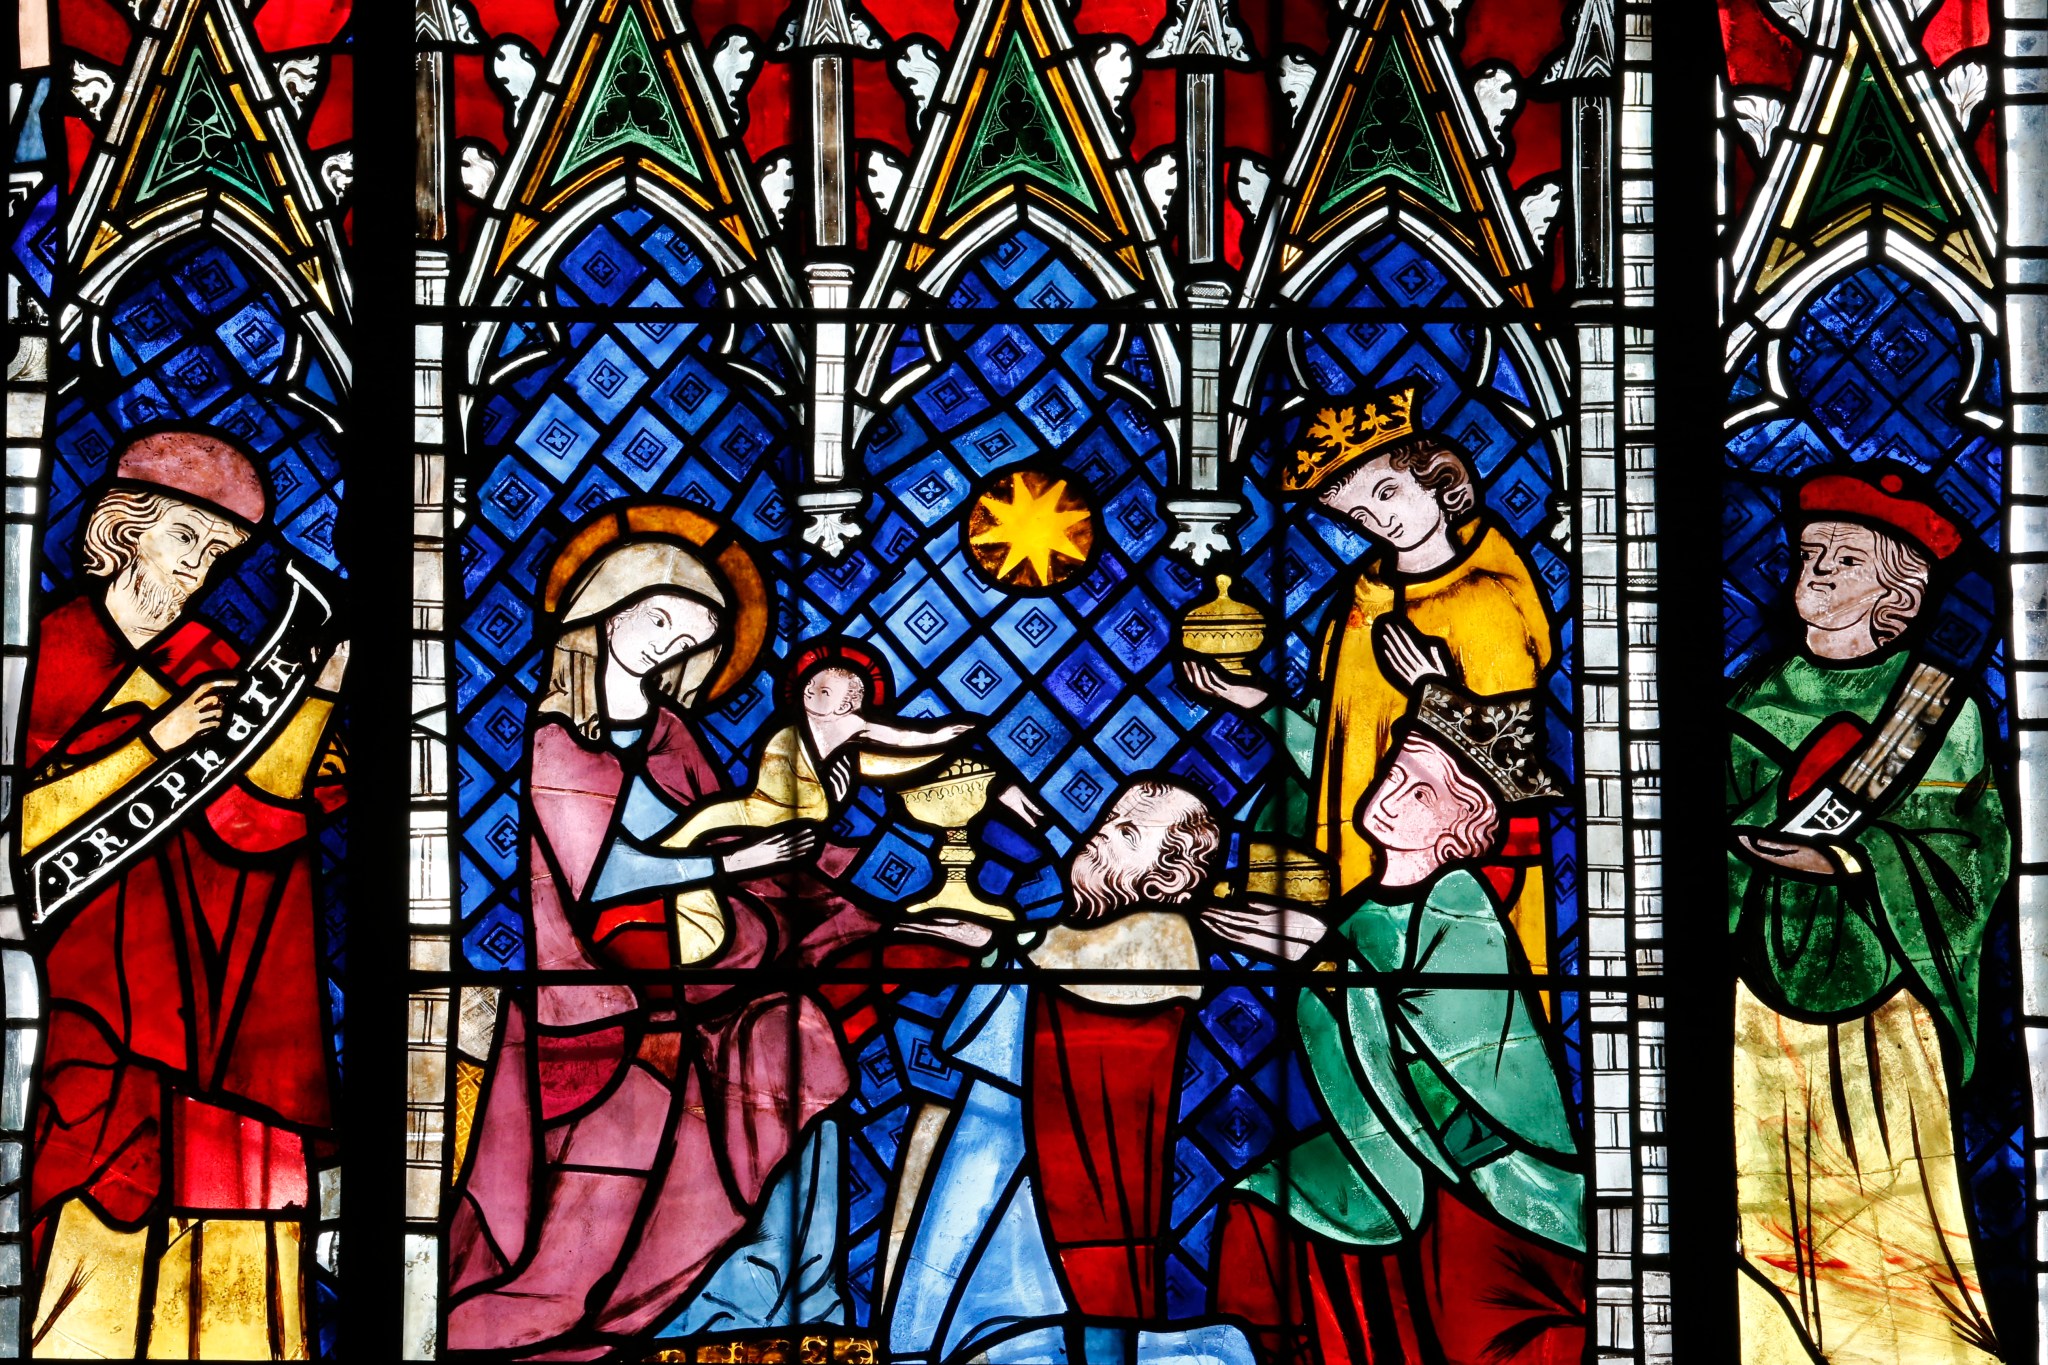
[899,758,1014,921]
[1180,574,1266,675]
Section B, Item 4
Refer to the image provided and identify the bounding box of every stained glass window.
[402,0,1653,1358]
[1714,2,2031,1360]
[4,0,354,1355]
[0,0,2041,1359]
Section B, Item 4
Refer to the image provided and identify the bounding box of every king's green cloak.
[1241,867,1584,1253]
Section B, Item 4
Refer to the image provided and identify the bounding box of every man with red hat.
[1727,462,2007,1364]
[15,430,347,1358]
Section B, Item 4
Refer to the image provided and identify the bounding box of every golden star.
[969,472,1092,588]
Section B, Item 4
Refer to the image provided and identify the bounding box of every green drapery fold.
[1242,869,1584,1252]
[1726,653,2006,1080]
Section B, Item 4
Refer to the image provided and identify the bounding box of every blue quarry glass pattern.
[455,207,793,970]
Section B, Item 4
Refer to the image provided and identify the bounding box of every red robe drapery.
[445,707,878,1359]
[22,595,340,1237]
[1029,991,1188,1320]
[1213,1191,1586,1365]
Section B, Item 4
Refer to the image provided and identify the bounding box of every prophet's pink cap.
[112,430,267,527]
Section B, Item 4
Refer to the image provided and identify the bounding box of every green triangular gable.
[137,48,273,209]
[1320,38,1458,214]
[555,6,701,185]
[948,33,1094,212]
[1806,61,1947,225]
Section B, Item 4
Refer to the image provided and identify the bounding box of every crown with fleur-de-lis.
[1412,680,1563,807]
[1281,383,1418,494]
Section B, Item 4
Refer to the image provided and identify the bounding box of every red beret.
[1797,468,1961,561]
[112,430,267,527]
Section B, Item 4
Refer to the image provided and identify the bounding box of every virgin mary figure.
[446,505,877,1359]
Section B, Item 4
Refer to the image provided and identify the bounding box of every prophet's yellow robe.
[1310,517,1554,965]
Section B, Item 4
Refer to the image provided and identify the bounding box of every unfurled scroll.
[31,563,333,925]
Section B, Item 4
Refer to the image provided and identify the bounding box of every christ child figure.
[664,639,973,850]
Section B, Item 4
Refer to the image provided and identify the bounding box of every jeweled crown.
[1281,383,1418,494]
[1412,681,1562,807]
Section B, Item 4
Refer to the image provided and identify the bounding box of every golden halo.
[542,501,767,704]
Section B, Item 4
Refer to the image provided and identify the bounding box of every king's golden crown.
[1281,383,1419,493]
[1412,681,1563,807]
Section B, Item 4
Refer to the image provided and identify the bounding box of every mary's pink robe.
[445,706,876,1359]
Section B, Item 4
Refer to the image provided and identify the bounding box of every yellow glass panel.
[1734,984,1996,1365]
[31,1199,148,1359]
[149,1218,306,1360]
[1506,869,1552,1020]
[451,1057,485,1183]
[21,738,153,853]
[103,669,173,712]
[245,697,335,800]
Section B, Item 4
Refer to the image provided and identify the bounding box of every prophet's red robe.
[21,595,341,1243]
[445,706,878,1360]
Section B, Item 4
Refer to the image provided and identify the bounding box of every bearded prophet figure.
[1183,386,1556,975]
[1726,467,2006,1364]
[16,432,347,1359]
[446,528,883,1358]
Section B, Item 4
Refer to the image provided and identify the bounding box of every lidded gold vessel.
[1179,574,1265,676]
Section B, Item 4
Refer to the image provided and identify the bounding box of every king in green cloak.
[1209,677,1586,1365]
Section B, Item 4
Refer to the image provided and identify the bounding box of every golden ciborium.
[1210,841,1333,911]
[1243,841,1333,907]
[899,757,1014,921]
[1180,574,1266,675]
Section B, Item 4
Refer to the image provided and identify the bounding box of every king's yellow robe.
[1307,517,1554,968]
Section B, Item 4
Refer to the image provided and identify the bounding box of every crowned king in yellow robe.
[1311,517,1554,966]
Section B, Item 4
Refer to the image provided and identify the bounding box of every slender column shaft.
[1184,71,1217,267]
[1999,3,2048,1344]
[812,54,850,250]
